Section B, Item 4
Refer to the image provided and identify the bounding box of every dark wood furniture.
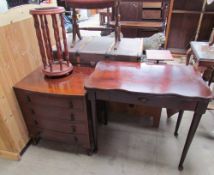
[30,7,73,77]
[165,0,214,54]
[146,49,173,64]
[186,41,214,85]
[65,0,121,49]
[58,35,143,66]
[85,60,213,170]
[112,0,168,38]
[14,66,94,154]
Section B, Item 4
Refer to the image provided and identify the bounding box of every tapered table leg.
[88,91,98,152]
[174,110,184,137]
[178,102,208,171]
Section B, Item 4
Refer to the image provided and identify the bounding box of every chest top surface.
[84,61,213,99]
[15,66,94,96]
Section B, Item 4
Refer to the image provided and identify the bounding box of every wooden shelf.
[173,10,214,15]
[110,21,163,29]
[204,11,214,15]
[172,10,201,14]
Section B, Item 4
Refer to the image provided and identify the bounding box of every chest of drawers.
[14,66,94,153]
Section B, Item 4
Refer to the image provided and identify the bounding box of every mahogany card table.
[84,61,213,170]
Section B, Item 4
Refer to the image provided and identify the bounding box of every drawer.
[96,90,197,110]
[15,89,85,110]
[142,10,161,20]
[27,118,89,135]
[21,104,87,122]
[40,129,90,148]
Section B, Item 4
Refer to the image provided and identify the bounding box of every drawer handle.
[138,97,148,103]
[71,126,76,133]
[34,120,38,125]
[31,109,35,114]
[74,136,78,143]
[70,102,73,108]
[26,96,31,102]
[70,114,75,121]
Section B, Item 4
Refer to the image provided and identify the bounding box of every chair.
[30,7,73,77]
[65,0,121,49]
[186,28,214,86]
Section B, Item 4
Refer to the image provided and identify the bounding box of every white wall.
[0,0,8,13]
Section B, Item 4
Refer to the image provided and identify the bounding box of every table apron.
[95,90,203,111]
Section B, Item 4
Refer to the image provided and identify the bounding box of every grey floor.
[0,109,214,175]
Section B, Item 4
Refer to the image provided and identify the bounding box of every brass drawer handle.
[34,120,38,125]
[70,114,75,121]
[71,126,76,133]
[26,96,31,102]
[70,102,73,108]
[74,136,78,143]
[138,97,148,103]
[31,109,35,114]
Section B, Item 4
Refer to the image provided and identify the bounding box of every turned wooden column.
[30,7,73,77]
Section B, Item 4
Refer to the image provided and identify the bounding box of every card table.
[84,60,213,170]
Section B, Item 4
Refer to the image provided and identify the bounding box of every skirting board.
[0,150,20,160]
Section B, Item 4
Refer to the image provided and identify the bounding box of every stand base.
[43,62,73,77]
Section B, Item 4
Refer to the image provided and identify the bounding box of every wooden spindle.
[32,15,47,68]
[30,7,73,77]
[60,13,69,66]
[40,15,53,72]
[51,14,63,71]
[44,15,54,64]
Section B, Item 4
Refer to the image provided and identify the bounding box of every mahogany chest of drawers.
[14,66,94,153]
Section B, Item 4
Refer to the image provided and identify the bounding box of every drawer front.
[21,104,87,122]
[27,118,89,135]
[40,129,90,148]
[96,90,197,110]
[15,89,85,110]
[142,10,161,19]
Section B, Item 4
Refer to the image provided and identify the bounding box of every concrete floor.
[0,109,214,175]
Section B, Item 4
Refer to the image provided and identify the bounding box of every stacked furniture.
[65,0,121,49]
[110,0,168,37]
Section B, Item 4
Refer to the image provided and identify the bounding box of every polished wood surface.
[15,66,94,96]
[85,61,212,99]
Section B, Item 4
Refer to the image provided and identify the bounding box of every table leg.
[178,102,208,171]
[88,91,98,152]
[103,101,108,125]
[174,110,184,137]
[71,8,77,47]
[186,48,192,65]
[208,69,214,86]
